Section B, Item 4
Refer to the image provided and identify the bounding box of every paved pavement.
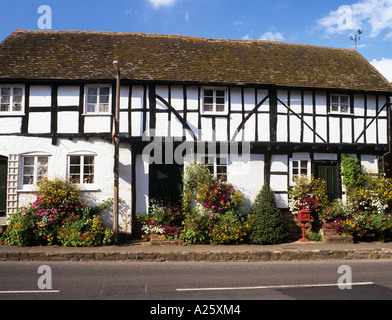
[2,241,392,262]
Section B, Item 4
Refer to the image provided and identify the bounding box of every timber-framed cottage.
[0,30,391,233]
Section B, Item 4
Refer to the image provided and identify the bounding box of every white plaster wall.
[28,112,51,133]
[0,118,22,134]
[135,154,149,215]
[84,116,111,133]
[228,154,264,212]
[57,112,79,133]
[58,86,79,106]
[30,86,51,107]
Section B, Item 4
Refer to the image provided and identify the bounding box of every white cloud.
[371,58,392,82]
[318,0,392,38]
[259,32,285,42]
[148,0,178,9]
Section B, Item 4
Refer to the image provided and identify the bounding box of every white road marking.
[0,290,60,294]
[176,282,375,292]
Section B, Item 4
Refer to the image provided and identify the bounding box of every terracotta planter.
[150,233,165,240]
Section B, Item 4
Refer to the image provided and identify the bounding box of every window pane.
[99,104,109,113]
[341,105,349,113]
[70,165,80,174]
[13,104,22,112]
[216,104,225,112]
[86,104,96,113]
[216,97,225,105]
[216,90,225,97]
[87,95,97,104]
[70,175,81,184]
[23,157,35,185]
[13,88,23,97]
[1,88,10,96]
[37,157,48,180]
[83,156,94,184]
[331,96,339,104]
[23,176,34,185]
[204,97,213,104]
[99,95,109,104]
[204,104,213,112]
[24,157,34,166]
[0,104,9,112]
[87,87,98,96]
[84,156,94,165]
[1,96,10,104]
[23,166,34,175]
[70,156,80,165]
[340,96,348,104]
[100,87,110,96]
[204,90,213,97]
[217,165,227,175]
[69,155,81,184]
[331,105,339,112]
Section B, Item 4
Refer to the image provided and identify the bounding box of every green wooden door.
[0,157,7,216]
[317,165,339,200]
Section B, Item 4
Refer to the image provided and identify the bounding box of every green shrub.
[249,183,288,245]
[341,155,365,191]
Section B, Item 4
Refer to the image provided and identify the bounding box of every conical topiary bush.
[249,183,288,245]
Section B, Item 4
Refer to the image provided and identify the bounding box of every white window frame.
[200,155,228,181]
[330,94,350,114]
[21,154,49,188]
[84,85,112,115]
[202,88,228,115]
[68,154,96,186]
[0,85,25,114]
[289,158,311,186]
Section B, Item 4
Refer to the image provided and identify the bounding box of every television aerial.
[350,29,363,50]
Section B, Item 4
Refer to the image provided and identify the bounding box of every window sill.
[0,112,24,117]
[328,111,353,116]
[83,113,112,117]
[201,111,229,117]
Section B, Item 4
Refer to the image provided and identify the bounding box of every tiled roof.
[0,30,391,92]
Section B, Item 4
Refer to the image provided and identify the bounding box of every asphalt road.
[1,260,392,301]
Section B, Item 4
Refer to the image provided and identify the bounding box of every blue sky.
[1,0,392,81]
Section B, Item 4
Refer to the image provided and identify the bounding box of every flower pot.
[150,233,165,240]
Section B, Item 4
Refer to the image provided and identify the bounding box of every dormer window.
[202,88,227,114]
[331,94,350,114]
[0,86,24,113]
[85,85,111,114]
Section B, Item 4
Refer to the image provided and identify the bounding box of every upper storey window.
[0,86,24,113]
[85,85,111,114]
[202,88,227,114]
[331,94,350,114]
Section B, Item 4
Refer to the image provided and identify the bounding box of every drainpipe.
[113,60,120,243]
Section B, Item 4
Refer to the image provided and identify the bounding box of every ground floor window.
[200,156,228,181]
[23,156,48,185]
[290,159,310,185]
[69,155,95,184]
